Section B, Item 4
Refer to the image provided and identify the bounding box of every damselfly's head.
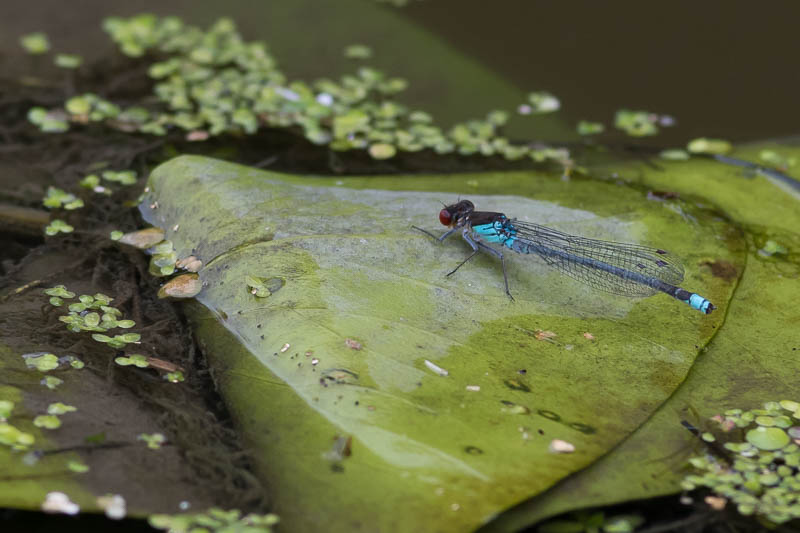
[439,200,475,227]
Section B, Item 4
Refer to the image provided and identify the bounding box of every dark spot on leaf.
[647,190,679,200]
[321,368,359,385]
[568,422,597,434]
[537,409,561,422]
[464,445,484,455]
[702,260,738,281]
[504,378,530,392]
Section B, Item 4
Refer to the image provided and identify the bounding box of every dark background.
[2,0,799,146]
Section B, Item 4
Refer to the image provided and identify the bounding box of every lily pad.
[139,155,735,531]
[483,141,800,531]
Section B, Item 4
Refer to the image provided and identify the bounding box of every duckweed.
[684,400,800,524]
[26,14,576,167]
[0,423,35,450]
[687,137,732,155]
[54,54,83,69]
[0,400,13,420]
[20,32,50,54]
[576,120,604,135]
[138,432,166,450]
[33,415,61,429]
[42,187,83,210]
[114,354,150,368]
[47,402,77,415]
[23,352,60,372]
[92,332,141,349]
[45,219,74,235]
[67,460,90,473]
[41,376,64,389]
[149,507,279,533]
[614,109,659,137]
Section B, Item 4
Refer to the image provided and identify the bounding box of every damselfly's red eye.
[439,209,452,226]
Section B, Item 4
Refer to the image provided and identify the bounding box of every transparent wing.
[510,220,685,297]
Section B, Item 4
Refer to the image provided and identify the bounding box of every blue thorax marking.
[472,218,517,248]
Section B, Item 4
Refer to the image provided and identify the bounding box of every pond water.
[4,1,798,146]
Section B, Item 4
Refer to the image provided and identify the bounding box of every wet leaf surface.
[139,155,737,531]
[483,141,800,532]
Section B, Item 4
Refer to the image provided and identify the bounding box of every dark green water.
[4,1,798,146]
[400,0,800,145]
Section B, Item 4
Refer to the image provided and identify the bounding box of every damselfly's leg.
[446,229,480,277]
[453,230,514,300]
[411,225,459,243]
[474,240,513,300]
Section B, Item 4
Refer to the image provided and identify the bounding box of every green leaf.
[44,285,75,298]
[138,433,166,450]
[344,44,372,59]
[0,401,13,420]
[485,141,800,531]
[33,415,61,429]
[115,355,149,368]
[614,109,658,137]
[47,403,77,415]
[526,91,560,113]
[22,352,60,372]
[576,121,604,136]
[687,137,732,155]
[139,155,734,531]
[41,376,64,390]
[54,53,83,69]
[20,32,50,54]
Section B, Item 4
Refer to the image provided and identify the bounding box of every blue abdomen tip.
[689,293,713,313]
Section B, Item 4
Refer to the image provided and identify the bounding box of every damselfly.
[412,199,715,314]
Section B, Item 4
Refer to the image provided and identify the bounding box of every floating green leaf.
[139,155,735,531]
[54,54,83,69]
[659,149,690,161]
[687,137,732,155]
[114,354,149,368]
[149,508,279,533]
[22,352,60,372]
[20,32,50,54]
[33,415,61,429]
[47,403,77,415]
[344,44,372,59]
[41,376,64,390]
[44,285,75,299]
[576,120,604,136]
[67,461,90,473]
[0,423,35,450]
[45,219,74,236]
[43,187,83,210]
[614,109,658,137]
[0,401,13,421]
[746,426,790,451]
[526,91,560,113]
[138,433,166,450]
